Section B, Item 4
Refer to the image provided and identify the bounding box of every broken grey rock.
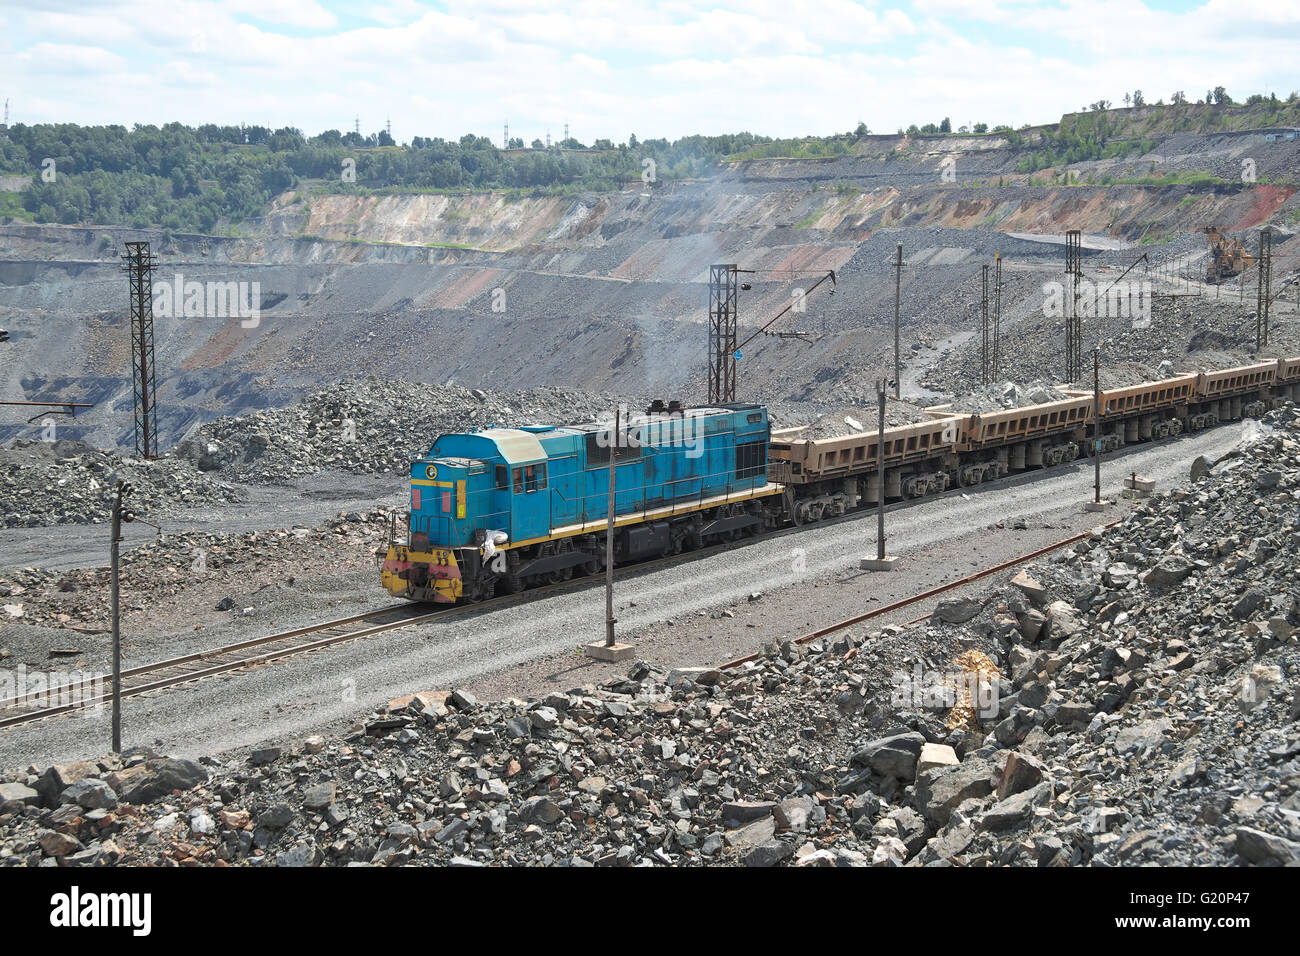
[853,732,926,780]
[116,758,208,804]
[521,797,563,825]
[744,840,794,867]
[1010,571,1049,607]
[723,800,777,826]
[934,598,982,624]
[981,782,1051,832]
[260,803,295,828]
[996,751,1048,800]
[60,778,117,810]
[248,747,281,766]
[1234,827,1300,866]
[1142,556,1193,589]
[916,760,994,827]
[917,742,959,775]
[0,781,39,810]
[302,782,335,810]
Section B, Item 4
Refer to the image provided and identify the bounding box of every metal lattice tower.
[122,241,158,459]
[1065,230,1083,381]
[708,264,739,405]
[1257,228,1273,350]
[980,264,990,385]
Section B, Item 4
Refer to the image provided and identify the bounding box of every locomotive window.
[495,465,507,489]
[747,412,763,424]
[512,467,524,494]
[537,463,547,490]
[735,440,765,480]
[524,464,537,493]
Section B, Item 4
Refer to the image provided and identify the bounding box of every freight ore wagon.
[380,404,783,602]
[769,359,1296,515]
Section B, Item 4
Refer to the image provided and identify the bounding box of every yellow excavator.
[1204,226,1255,283]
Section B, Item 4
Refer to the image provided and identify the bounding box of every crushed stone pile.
[771,401,933,439]
[0,439,244,530]
[945,382,1073,413]
[0,509,394,636]
[178,379,642,485]
[3,407,1298,867]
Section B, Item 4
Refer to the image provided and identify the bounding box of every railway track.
[0,604,446,728]
[0,540,750,729]
[717,521,1120,671]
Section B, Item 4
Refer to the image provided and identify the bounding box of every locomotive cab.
[381,428,550,603]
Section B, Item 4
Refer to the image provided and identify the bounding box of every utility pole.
[993,253,1002,379]
[1093,349,1101,505]
[893,244,902,398]
[877,384,886,558]
[1085,349,1109,512]
[1256,228,1273,350]
[981,264,990,385]
[110,480,134,752]
[860,382,897,570]
[605,405,617,647]
[585,409,633,660]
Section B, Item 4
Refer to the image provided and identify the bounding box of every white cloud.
[0,1,1296,138]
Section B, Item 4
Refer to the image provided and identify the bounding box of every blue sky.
[1,0,1297,142]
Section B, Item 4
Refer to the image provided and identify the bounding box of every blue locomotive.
[381,402,783,602]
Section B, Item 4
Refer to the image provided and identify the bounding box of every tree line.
[0,122,832,232]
